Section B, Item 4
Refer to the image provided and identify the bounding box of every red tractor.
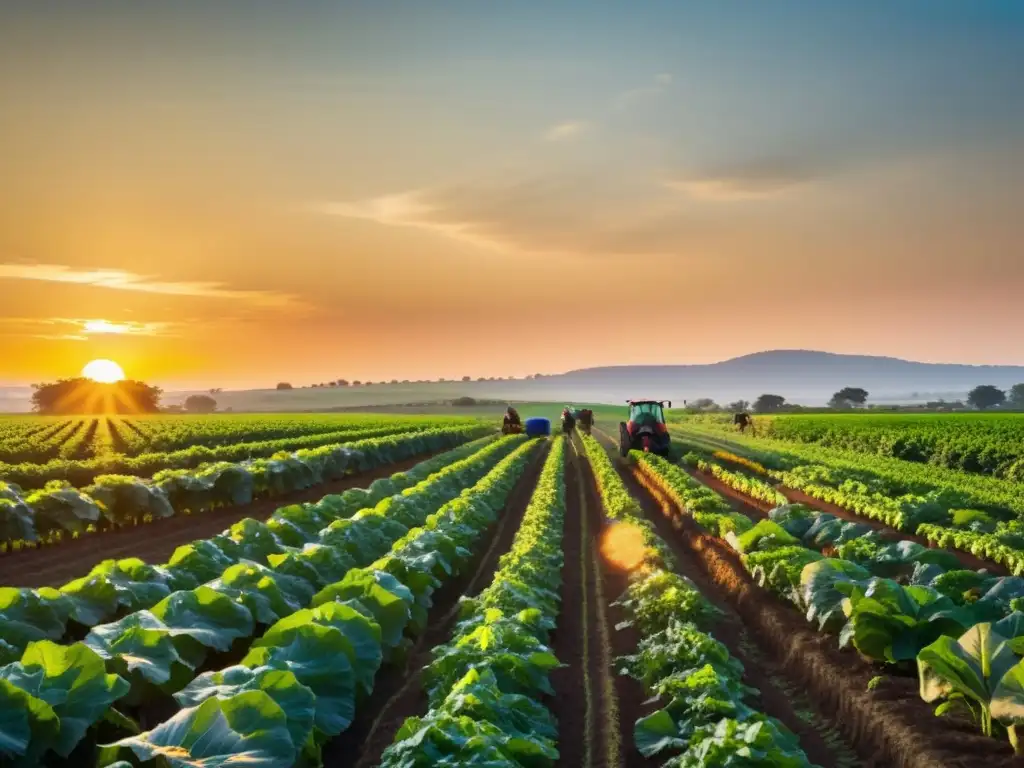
[619,400,672,457]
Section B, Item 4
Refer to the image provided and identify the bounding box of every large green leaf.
[0,587,72,650]
[58,575,120,627]
[84,612,196,686]
[109,690,296,767]
[240,623,356,736]
[918,623,1017,709]
[0,678,58,759]
[798,558,870,629]
[311,569,413,649]
[0,640,129,757]
[259,601,382,696]
[174,666,315,751]
[150,586,254,651]
[206,562,305,626]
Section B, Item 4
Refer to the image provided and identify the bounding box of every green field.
[676,411,1024,479]
[5,408,1024,765]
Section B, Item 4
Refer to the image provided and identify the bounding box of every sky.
[1,1,1022,389]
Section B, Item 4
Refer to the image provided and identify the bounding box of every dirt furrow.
[328,440,550,768]
[0,449,449,587]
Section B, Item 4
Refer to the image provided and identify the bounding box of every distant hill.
[5,351,1023,412]
[542,350,1024,406]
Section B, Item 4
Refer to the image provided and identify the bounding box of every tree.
[337,379,349,387]
[31,378,162,414]
[1009,384,1024,409]
[726,400,751,412]
[967,385,1005,410]
[276,382,293,390]
[753,394,786,413]
[184,394,218,413]
[689,398,719,412]
[462,376,472,382]
[208,388,222,395]
[828,387,870,409]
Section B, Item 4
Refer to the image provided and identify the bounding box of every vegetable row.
[635,451,1024,754]
[581,434,818,765]
[379,434,567,766]
[0,434,536,764]
[106,437,541,767]
[0,417,468,490]
[0,424,490,548]
[674,431,1024,576]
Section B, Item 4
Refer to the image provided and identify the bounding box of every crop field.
[683,412,1024,480]
[3,412,1024,767]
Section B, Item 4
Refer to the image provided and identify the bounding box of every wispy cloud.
[664,158,819,201]
[543,120,589,142]
[611,73,673,111]
[0,317,176,340]
[0,264,298,308]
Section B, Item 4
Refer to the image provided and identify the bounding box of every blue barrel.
[524,417,551,437]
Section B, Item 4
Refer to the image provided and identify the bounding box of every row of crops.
[659,424,1024,755]
[0,432,539,765]
[680,412,1024,480]
[0,415,483,489]
[0,425,489,549]
[672,425,1024,575]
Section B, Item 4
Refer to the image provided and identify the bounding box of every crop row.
[634,452,1024,754]
[696,412,1024,480]
[678,434,1024,576]
[0,424,489,549]
[673,422,1024,520]
[107,413,433,455]
[580,434,817,764]
[0,434,514,655]
[0,434,536,764]
[0,417,460,489]
[104,437,541,766]
[380,434,566,765]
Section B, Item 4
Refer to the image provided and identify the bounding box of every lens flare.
[600,520,651,572]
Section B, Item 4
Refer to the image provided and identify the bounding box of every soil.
[615,444,1023,767]
[0,449,450,588]
[571,434,653,768]
[324,440,550,768]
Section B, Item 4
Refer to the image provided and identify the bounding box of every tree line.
[684,383,1024,414]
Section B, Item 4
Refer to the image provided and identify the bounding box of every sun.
[82,359,126,383]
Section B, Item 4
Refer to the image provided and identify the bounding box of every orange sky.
[1,4,1022,389]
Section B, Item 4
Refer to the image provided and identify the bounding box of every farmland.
[3,411,1024,766]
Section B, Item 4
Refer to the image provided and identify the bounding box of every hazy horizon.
[2,2,1022,389]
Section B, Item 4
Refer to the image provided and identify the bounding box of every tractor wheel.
[618,423,630,457]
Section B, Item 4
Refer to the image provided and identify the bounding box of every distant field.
[676,411,1024,479]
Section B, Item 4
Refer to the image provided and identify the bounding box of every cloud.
[318,173,714,258]
[0,264,298,308]
[543,120,589,142]
[0,317,175,340]
[665,157,824,201]
[611,73,673,111]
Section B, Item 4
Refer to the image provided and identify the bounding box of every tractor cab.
[619,400,672,456]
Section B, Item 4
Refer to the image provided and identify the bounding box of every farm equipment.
[619,400,672,456]
[525,417,551,437]
[502,406,523,434]
[561,407,576,436]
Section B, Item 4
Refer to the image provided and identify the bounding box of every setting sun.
[82,359,125,383]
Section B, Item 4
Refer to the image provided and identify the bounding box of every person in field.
[577,408,594,434]
[502,406,522,434]
[733,412,753,434]
[561,407,576,436]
